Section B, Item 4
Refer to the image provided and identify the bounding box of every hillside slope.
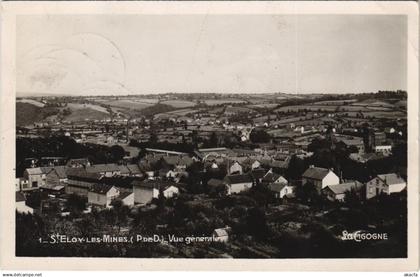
[16,103,59,127]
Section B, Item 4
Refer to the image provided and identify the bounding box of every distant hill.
[16,102,59,127]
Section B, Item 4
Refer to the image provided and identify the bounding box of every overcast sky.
[16,15,407,96]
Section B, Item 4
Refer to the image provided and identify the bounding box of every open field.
[248,103,279,109]
[339,106,391,112]
[225,106,255,114]
[351,100,394,108]
[203,99,247,106]
[16,99,45,108]
[275,103,393,113]
[66,103,110,114]
[63,108,110,122]
[161,100,197,108]
[312,100,357,105]
[275,105,339,112]
[96,99,155,110]
[154,109,200,120]
[337,111,406,119]
[165,108,199,116]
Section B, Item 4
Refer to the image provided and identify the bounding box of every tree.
[245,207,268,240]
[149,133,158,144]
[137,148,147,160]
[67,194,87,215]
[344,188,363,208]
[110,145,125,161]
[249,129,271,143]
[110,199,131,232]
[286,155,306,181]
[208,132,218,148]
[295,182,321,205]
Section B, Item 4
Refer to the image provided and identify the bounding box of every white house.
[23,167,52,190]
[210,162,219,169]
[145,171,155,179]
[16,192,33,214]
[87,184,120,208]
[228,161,243,175]
[166,170,178,179]
[374,145,392,156]
[302,166,340,193]
[268,183,295,199]
[262,171,288,185]
[86,164,121,177]
[116,191,134,206]
[322,181,364,202]
[213,227,231,243]
[366,173,406,199]
[251,160,261,170]
[224,174,253,195]
[133,180,179,205]
[15,178,29,191]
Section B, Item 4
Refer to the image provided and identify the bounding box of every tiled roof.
[86,163,120,173]
[67,168,102,181]
[116,190,133,200]
[16,191,26,202]
[270,160,289,169]
[213,228,229,237]
[41,167,55,174]
[325,181,363,195]
[251,168,267,180]
[377,173,406,186]
[224,174,253,184]
[26,167,50,175]
[263,172,286,183]
[126,164,142,174]
[118,165,131,174]
[162,156,194,167]
[268,182,288,193]
[207,178,224,187]
[42,184,65,191]
[51,166,67,179]
[302,167,331,180]
[25,167,42,175]
[132,179,176,190]
[66,158,90,167]
[89,184,116,194]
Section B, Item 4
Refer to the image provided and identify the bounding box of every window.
[32,181,38,187]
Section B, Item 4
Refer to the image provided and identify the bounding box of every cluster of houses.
[302,166,406,201]
[16,145,407,216]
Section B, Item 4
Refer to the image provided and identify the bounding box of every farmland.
[161,100,197,108]
[66,103,109,114]
[63,108,110,122]
[203,99,247,106]
[96,99,155,110]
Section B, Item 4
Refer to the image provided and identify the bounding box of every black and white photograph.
[1,1,418,271]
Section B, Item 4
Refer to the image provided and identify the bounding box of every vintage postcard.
[0,1,418,272]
